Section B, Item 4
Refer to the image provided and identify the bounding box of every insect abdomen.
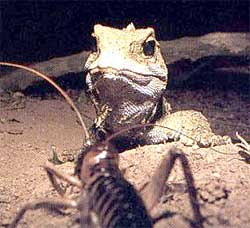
[88,167,152,228]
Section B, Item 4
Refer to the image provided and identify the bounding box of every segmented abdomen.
[87,167,152,228]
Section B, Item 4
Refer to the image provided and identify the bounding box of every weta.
[0,62,203,227]
[9,126,204,228]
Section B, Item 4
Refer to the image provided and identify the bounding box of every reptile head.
[85,23,168,85]
[84,24,169,134]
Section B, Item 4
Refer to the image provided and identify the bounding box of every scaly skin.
[84,23,231,148]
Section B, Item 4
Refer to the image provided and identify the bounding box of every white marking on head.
[95,150,108,163]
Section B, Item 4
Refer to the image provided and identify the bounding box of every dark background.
[1,1,249,62]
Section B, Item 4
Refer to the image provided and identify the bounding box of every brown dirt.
[0,87,249,228]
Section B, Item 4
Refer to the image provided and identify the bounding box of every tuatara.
[84,23,231,148]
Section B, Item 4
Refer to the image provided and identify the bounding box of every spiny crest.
[124,23,136,32]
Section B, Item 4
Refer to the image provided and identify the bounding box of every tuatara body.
[84,23,231,148]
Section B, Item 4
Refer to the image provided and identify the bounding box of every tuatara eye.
[143,40,155,56]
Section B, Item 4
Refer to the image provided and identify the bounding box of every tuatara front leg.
[91,104,112,140]
[143,110,232,148]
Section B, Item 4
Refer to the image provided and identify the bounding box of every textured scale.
[85,23,168,136]
[145,110,232,147]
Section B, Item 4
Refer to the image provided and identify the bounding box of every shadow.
[152,211,177,224]
[2,2,249,62]
[153,211,206,228]
[239,151,250,164]
[23,72,86,98]
[167,55,250,93]
[0,207,70,228]
[184,216,206,228]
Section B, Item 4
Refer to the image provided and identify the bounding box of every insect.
[8,126,204,228]
[1,62,203,227]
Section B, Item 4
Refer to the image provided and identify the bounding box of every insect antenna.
[0,62,90,144]
[104,123,237,155]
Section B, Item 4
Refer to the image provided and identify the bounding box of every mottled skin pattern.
[84,23,231,147]
[145,110,232,148]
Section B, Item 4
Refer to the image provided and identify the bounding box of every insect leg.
[9,199,78,228]
[140,147,203,227]
[44,162,82,196]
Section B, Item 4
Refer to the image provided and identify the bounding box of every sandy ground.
[0,87,249,228]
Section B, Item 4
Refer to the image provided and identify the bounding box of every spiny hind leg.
[140,147,203,227]
[43,163,94,227]
[44,162,82,197]
[9,199,78,228]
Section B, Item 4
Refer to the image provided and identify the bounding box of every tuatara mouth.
[89,67,166,86]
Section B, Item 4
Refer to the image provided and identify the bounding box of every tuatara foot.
[144,110,232,148]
